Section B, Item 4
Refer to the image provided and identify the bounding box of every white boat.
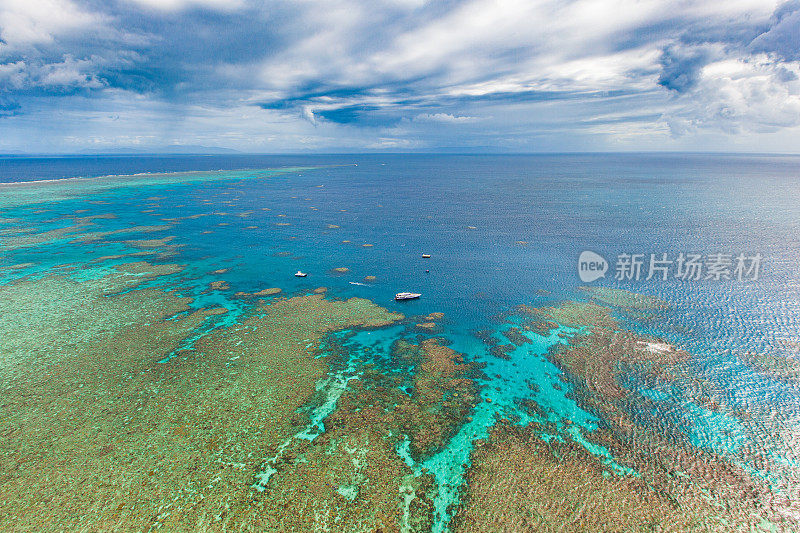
[295,271,308,277]
[422,254,431,258]
[395,292,421,301]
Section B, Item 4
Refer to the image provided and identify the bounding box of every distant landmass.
[80,145,243,155]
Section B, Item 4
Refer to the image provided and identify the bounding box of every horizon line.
[2,150,800,158]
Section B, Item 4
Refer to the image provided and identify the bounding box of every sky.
[1,0,799,153]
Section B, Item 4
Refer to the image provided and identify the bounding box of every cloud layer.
[1,0,799,152]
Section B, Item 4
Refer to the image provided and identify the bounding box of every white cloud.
[361,0,774,87]
[0,61,26,89]
[0,56,108,91]
[248,0,784,122]
[367,137,422,149]
[414,113,480,123]
[664,54,800,135]
[38,56,106,89]
[1,0,799,152]
[0,0,107,50]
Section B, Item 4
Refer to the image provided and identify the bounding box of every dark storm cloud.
[750,1,800,61]
[657,44,718,93]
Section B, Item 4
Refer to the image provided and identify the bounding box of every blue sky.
[1,0,799,153]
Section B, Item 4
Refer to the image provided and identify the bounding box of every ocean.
[1,153,798,530]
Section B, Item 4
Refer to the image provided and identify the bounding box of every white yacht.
[395,292,421,301]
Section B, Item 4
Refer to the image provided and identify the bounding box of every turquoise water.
[2,154,800,528]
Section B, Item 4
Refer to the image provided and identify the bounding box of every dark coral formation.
[393,338,484,459]
[454,421,775,532]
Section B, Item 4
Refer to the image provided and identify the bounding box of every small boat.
[395,292,421,301]
[295,271,308,277]
[422,254,431,258]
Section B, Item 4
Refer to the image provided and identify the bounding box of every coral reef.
[462,292,799,531]
[0,271,405,530]
[393,339,484,459]
[249,334,481,530]
[454,422,771,532]
[739,350,800,383]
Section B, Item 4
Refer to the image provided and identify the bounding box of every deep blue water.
[2,153,799,528]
